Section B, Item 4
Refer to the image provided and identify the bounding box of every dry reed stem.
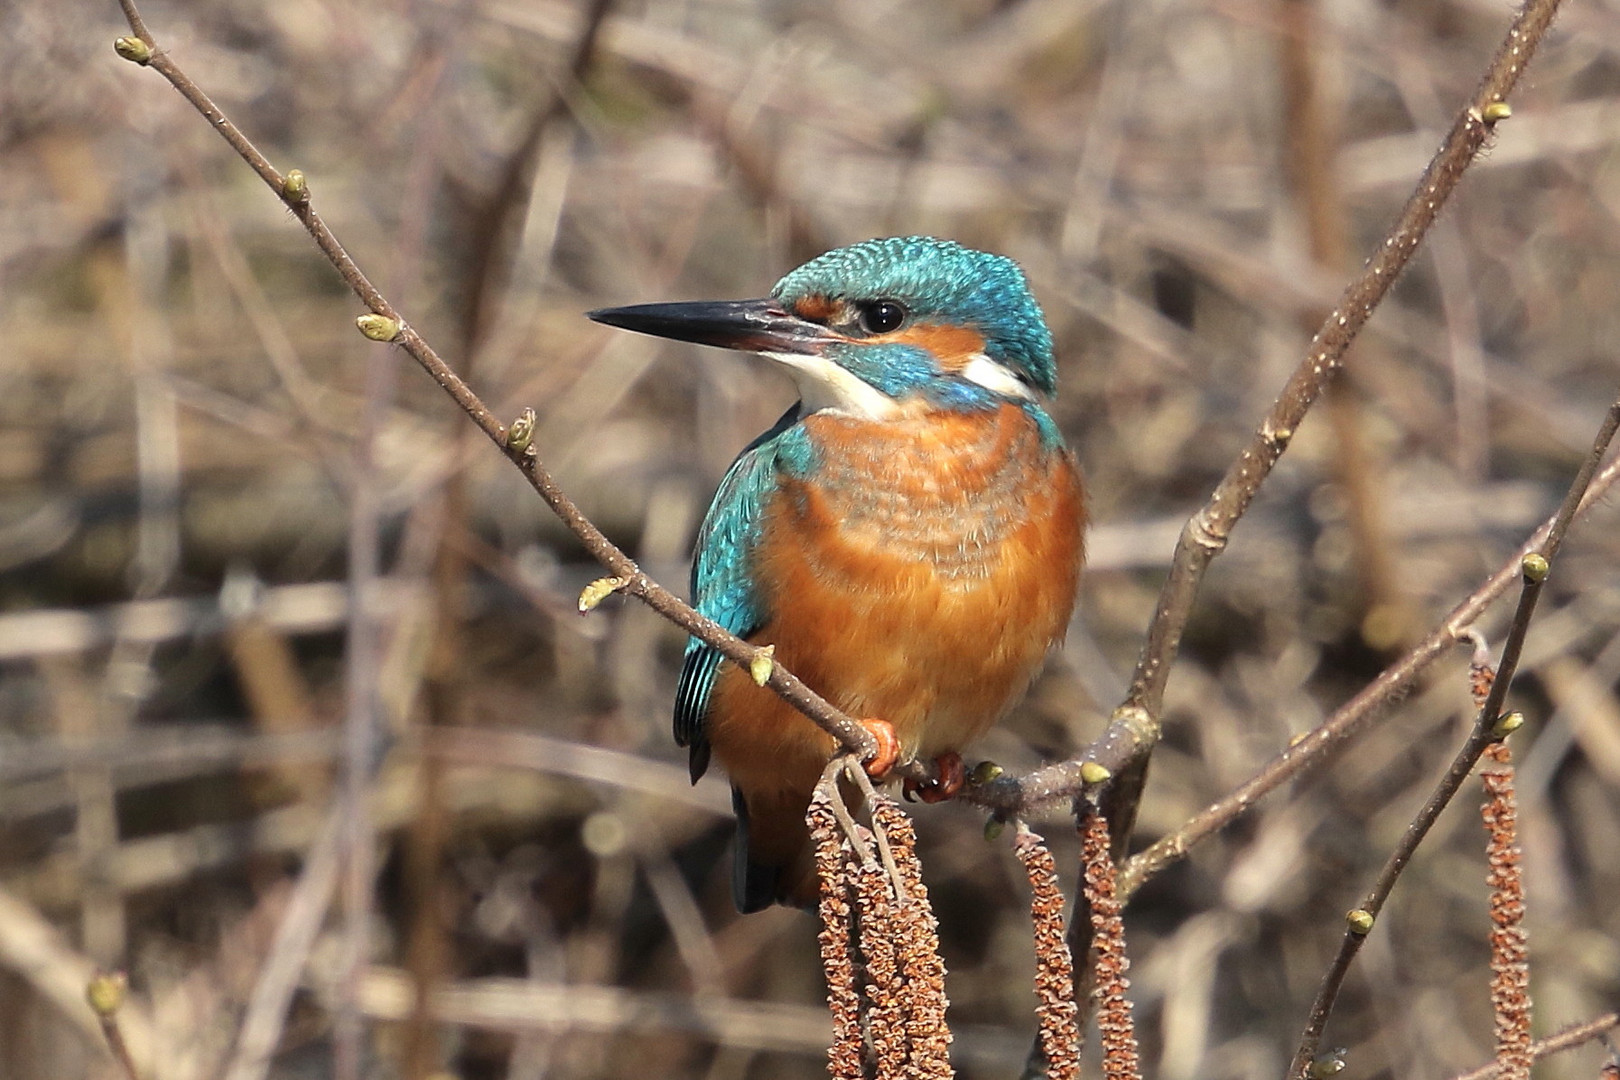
[1012,824,1081,1080]
[1482,743,1532,1080]
[1081,811,1141,1080]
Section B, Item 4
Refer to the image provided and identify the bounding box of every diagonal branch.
[1118,448,1620,900]
[110,0,888,774]
[112,0,1571,836]
[1284,396,1620,1079]
[966,0,1566,818]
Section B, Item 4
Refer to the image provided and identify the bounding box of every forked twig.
[968,0,1567,821]
[113,0,1574,857]
[1119,450,1620,901]
[1286,398,1619,1077]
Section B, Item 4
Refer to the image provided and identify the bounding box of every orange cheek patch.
[790,294,839,322]
[880,323,986,370]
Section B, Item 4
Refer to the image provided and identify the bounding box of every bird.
[588,236,1085,912]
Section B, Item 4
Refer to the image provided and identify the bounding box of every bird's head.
[587,237,1056,419]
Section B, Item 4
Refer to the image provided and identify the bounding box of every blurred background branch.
[2,0,1618,1077]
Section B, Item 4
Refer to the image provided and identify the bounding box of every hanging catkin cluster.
[810,771,953,1080]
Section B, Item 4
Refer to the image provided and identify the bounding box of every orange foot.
[904,752,966,804]
[858,718,900,780]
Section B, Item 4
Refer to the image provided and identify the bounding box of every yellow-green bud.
[1346,908,1375,935]
[114,37,153,65]
[356,313,400,341]
[1492,711,1525,738]
[1521,553,1549,583]
[86,971,127,1016]
[577,576,627,613]
[1308,1050,1348,1078]
[282,169,309,204]
[969,760,1003,785]
[983,817,1006,841]
[749,645,775,687]
[506,408,536,454]
[1482,101,1512,122]
[1079,761,1112,784]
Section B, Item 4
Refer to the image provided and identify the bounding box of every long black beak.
[586,298,836,355]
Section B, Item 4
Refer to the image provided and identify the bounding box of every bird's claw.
[858,718,900,780]
[903,751,966,804]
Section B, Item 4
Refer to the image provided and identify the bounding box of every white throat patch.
[959,354,1037,401]
[765,352,901,420]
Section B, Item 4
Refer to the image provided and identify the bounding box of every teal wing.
[674,407,802,783]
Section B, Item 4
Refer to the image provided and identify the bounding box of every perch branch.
[111,0,1571,832]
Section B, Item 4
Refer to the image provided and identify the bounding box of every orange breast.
[706,402,1085,801]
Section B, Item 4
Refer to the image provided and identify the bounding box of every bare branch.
[1118,447,1620,899]
[965,0,1568,820]
[110,0,890,775]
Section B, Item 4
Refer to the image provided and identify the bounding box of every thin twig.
[1448,1012,1619,1080]
[966,0,1567,819]
[109,0,889,777]
[1118,448,1620,899]
[1285,397,1618,1077]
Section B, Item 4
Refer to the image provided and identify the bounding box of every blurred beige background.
[1,0,1618,1077]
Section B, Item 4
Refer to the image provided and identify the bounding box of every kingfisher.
[589,237,1085,911]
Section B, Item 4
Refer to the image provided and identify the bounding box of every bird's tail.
[731,784,824,912]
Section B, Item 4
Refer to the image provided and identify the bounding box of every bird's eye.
[857,300,908,335]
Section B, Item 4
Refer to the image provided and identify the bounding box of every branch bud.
[114,37,153,65]
[505,408,537,454]
[1308,1050,1348,1078]
[356,313,400,341]
[1520,552,1549,583]
[1345,908,1375,935]
[282,169,310,205]
[86,971,128,1016]
[969,760,1003,784]
[1079,760,1113,784]
[1482,101,1512,122]
[1492,711,1525,738]
[749,644,775,686]
[577,575,628,613]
